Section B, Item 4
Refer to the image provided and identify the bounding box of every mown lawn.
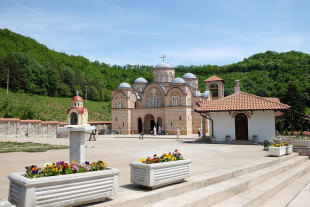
[0,88,111,122]
[0,141,69,153]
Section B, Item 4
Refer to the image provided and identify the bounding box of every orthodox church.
[111,58,291,143]
[111,59,224,135]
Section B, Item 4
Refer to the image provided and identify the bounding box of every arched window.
[147,99,151,108]
[210,84,219,97]
[152,96,157,108]
[117,101,122,108]
[172,96,179,106]
[158,98,162,107]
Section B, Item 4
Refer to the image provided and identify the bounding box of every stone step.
[146,156,309,207]
[231,140,254,145]
[0,199,16,207]
[261,171,310,207]
[211,159,310,207]
[102,153,299,207]
[286,174,310,207]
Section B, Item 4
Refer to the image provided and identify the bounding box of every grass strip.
[0,141,68,153]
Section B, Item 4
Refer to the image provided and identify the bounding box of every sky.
[0,0,310,66]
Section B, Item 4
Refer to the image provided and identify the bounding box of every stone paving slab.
[0,135,272,205]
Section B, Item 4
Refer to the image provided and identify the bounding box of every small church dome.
[72,96,84,102]
[203,91,210,98]
[182,73,197,79]
[154,62,173,69]
[172,77,186,84]
[134,77,148,84]
[118,82,132,89]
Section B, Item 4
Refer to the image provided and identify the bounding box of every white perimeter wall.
[210,111,275,143]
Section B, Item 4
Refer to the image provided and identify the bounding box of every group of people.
[152,126,165,135]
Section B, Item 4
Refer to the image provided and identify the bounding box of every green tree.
[281,81,308,131]
[4,54,26,92]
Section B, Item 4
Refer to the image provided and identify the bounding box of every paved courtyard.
[0,134,271,203]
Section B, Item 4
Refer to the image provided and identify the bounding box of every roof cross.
[76,91,79,96]
[161,54,166,62]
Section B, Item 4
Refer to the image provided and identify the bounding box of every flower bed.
[269,143,286,157]
[291,139,310,147]
[130,150,191,189]
[283,143,293,155]
[25,160,106,178]
[8,161,120,207]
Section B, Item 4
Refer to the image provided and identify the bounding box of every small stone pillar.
[202,117,206,137]
[57,92,95,163]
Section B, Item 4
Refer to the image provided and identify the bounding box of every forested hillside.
[0,29,309,129]
[0,28,309,102]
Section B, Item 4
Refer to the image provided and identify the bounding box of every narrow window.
[179,116,181,120]
[116,117,117,122]
[123,122,124,127]
[171,122,172,126]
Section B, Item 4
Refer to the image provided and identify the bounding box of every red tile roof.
[195,92,291,112]
[20,120,42,123]
[196,100,214,107]
[88,121,112,124]
[204,75,224,82]
[0,118,20,122]
[42,121,60,124]
[265,97,280,103]
[67,107,85,114]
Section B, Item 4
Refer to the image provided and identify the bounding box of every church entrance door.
[138,118,143,133]
[157,117,162,129]
[235,113,248,140]
[144,114,155,134]
[151,120,155,133]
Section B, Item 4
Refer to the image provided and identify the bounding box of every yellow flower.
[72,160,76,164]
[140,158,145,163]
[172,157,176,161]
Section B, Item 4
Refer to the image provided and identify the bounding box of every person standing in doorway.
[153,126,157,136]
[198,128,201,138]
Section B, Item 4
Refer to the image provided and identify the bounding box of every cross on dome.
[76,91,79,96]
[161,54,166,62]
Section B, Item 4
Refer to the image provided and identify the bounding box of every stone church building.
[111,61,225,135]
[111,59,291,142]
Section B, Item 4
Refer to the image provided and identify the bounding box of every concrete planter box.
[8,168,120,207]
[286,145,293,155]
[129,159,191,189]
[291,140,310,147]
[269,146,286,157]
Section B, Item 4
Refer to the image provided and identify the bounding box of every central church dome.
[154,62,173,69]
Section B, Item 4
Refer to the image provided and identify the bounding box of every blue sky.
[1,0,309,66]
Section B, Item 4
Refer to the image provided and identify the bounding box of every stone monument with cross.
[57,92,95,164]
